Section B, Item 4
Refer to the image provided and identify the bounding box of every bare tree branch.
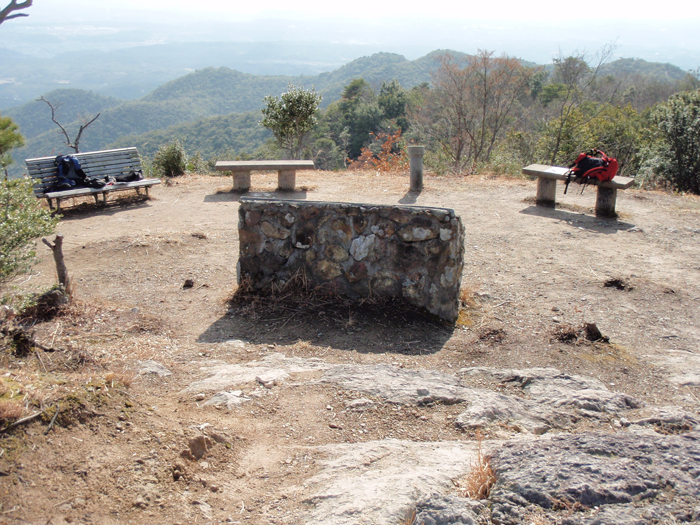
[73,113,101,153]
[0,0,32,26]
[37,96,100,153]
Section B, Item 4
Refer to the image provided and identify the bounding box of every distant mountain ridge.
[4,51,689,175]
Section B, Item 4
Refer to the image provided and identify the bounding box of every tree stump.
[42,234,71,298]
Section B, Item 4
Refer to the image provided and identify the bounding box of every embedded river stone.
[238,198,465,322]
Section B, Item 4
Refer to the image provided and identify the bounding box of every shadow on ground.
[198,302,455,355]
[203,189,309,203]
[519,205,637,233]
[399,190,421,204]
[54,196,152,221]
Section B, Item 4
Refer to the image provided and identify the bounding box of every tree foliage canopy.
[261,84,322,159]
[651,89,700,193]
[0,113,24,173]
[410,51,532,172]
[0,178,57,286]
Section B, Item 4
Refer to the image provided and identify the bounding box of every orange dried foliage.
[348,130,409,172]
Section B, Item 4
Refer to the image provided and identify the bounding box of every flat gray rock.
[138,360,172,377]
[455,367,643,434]
[414,494,481,525]
[625,406,699,432]
[650,350,700,386]
[203,390,251,409]
[182,353,331,394]
[488,431,700,524]
[319,364,471,405]
[301,439,480,525]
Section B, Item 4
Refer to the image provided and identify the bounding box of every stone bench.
[522,164,635,218]
[26,147,161,212]
[214,160,314,191]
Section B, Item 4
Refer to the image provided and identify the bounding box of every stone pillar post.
[277,170,296,191]
[408,146,425,192]
[536,177,557,206]
[233,171,251,191]
[595,186,618,218]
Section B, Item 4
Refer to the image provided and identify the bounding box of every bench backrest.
[26,148,143,196]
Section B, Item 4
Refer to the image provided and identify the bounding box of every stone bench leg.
[233,171,251,191]
[277,169,296,191]
[595,186,617,218]
[536,177,557,207]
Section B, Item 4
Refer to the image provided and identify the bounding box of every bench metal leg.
[46,198,54,210]
[277,169,296,191]
[233,171,251,192]
[595,187,617,218]
[536,177,557,207]
[93,194,100,205]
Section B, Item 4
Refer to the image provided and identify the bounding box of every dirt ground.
[1,170,700,524]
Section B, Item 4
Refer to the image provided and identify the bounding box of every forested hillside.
[5,52,442,170]
[3,90,123,140]
[3,50,696,185]
[108,112,271,160]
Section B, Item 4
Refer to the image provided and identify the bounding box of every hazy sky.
[28,0,700,22]
[5,0,698,70]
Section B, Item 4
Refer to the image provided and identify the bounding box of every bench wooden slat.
[43,179,162,199]
[25,147,160,211]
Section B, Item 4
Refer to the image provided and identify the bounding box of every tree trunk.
[42,235,71,298]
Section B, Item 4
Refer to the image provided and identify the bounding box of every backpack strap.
[564,168,574,195]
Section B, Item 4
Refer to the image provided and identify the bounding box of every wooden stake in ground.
[42,234,71,297]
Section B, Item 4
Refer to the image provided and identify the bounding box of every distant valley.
[1,49,691,176]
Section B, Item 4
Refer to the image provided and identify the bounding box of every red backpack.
[564,149,618,194]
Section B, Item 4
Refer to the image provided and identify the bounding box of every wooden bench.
[214,160,314,191]
[522,164,636,217]
[26,147,161,212]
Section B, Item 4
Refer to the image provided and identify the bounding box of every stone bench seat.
[522,164,635,217]
[214,160,314,191]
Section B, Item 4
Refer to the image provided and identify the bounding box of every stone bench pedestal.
[215,160,314,191]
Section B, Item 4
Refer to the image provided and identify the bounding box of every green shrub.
[650,89,700,193]
[153,140,188,177]
[186,151,207,174]
[0,178,58,287]
[313,138,346,171]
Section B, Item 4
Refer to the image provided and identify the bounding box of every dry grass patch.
[454,432,497,500]
[229,269,443,329]
[0,400,23,422]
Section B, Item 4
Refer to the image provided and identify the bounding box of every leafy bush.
[0,178,58,287]
[650,89,700,193]
[186,151,207,174]
[261,84,322,160]
[153,139,188,177]
[0,114,25,176]
[312,138,346,171]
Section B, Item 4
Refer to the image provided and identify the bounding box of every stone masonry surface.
[238,198,465,322]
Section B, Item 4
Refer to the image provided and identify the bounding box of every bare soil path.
[2,171,699,524]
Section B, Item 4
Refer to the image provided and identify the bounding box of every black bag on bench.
[114,170,144,183]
